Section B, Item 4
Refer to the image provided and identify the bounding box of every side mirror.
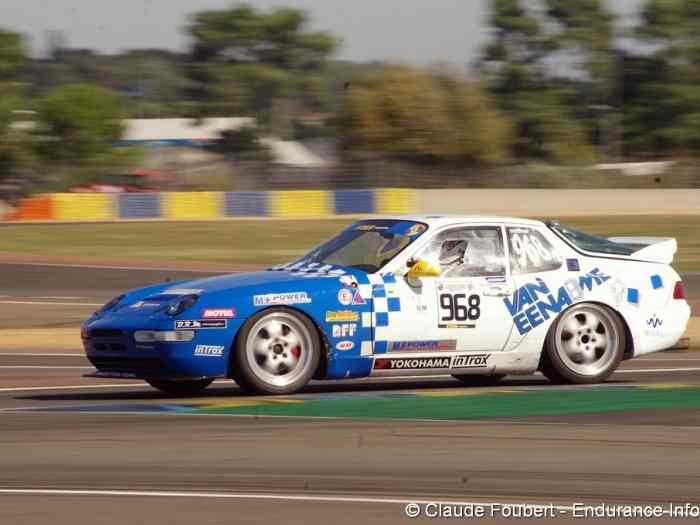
[406,258,441,278]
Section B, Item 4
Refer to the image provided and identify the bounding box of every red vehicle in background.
[69,170,173,193]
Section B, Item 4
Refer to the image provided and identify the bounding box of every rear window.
[550,224,636,256]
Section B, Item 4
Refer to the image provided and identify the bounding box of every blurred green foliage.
[37,84,125,163]
[340,64,511,166]
[187,3,338,119]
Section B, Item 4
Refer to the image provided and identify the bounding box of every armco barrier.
[118,193,160,219]
[161,192,223,220]
[269,190,333,218]
[53,193,117,221]
[2,188,417,221]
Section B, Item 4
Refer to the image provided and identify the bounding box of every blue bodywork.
[83,219,426,382]
[83,267,376,380]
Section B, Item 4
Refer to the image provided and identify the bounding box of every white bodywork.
[368,215,691,377]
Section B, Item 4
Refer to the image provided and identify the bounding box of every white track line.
[0,488,573,511]
[0,300,102,307]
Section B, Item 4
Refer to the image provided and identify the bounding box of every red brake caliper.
[290,346,301,358]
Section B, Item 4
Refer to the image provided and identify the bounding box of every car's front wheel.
[146,378,213,396]
[230,307,321,395]
[540,303,625,384]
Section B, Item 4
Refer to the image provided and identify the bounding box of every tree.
[37,84,125,162]
[480,0,595,163]
[0,28,26,82]
[625,0,700,154]
[187,3,338,117]
[340,64,511,165]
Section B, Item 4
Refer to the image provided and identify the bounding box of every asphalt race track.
[1,262,700,524]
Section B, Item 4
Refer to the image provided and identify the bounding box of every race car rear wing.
[607,237,677,264]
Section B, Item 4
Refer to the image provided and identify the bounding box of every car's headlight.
[165,294,199,317]
[134,330,195,343]
[97,294,125,315]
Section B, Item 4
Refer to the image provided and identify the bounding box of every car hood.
[87,264,361,326]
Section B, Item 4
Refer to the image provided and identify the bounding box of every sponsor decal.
[355,224,388,231]
[566,258,580,272]
[254,292,311,306]
[627,287,640,305]
[132,301,161,309]
[374,357,451,370]
[164,288,203,295]
[335,340,355,351]
[202,308,236,319]
[175,319,227,329]
[504,268,611,335]
[338,288,353,306]
[339,275,358,288]
[406,224,427,237]
[332,323,357,338]
[651,275,664,289]
[647,315,663,329]
[645,315,664,336]
[352,287,365,305]
[388,340,457,352]
[326,310,359,322]
[451,354,490,368]
[194,345,224,357]
[439,323,476,329]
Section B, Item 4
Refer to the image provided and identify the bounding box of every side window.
[416,226,506,278]
[507,227,562,274]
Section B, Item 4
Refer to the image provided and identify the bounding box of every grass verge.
[0,215,698,271]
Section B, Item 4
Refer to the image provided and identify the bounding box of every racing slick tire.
[146,378,214,396]
[451,374,506,386]
[540,303,625,384]
[230,307,321,395]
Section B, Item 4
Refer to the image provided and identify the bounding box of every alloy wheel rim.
[246,312,313,387]
[554,305,619,376]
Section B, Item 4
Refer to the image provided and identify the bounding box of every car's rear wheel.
[146,378,213,396]
[451,374,505,386]
[541,303,625,384]
[231,308,320,395]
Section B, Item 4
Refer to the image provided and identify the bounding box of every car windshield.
[295,220,428,273]
[550,223,637,256]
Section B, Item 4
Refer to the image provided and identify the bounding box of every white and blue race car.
[82,216,691,395]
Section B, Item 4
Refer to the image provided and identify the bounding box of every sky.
[1,0,644,65]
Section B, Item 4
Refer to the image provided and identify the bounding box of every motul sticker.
[202,308,236,319]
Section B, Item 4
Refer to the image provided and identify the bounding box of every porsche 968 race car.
[82,216,691,395]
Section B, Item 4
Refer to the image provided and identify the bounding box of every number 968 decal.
[438,292,481,329]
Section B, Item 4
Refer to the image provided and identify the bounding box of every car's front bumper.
[82,320,243,380]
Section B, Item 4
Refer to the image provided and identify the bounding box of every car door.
[372,225,516,354]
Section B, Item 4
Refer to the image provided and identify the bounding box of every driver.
[438,239,468,275]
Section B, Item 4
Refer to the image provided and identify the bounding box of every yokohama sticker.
[373,357,451,370]
[202,308,236,319]
[254,292,311,306]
